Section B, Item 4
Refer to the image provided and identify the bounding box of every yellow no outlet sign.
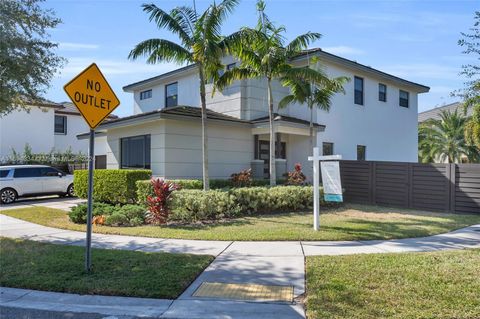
[64,63,120,129]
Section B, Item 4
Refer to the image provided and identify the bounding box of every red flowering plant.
[230,168,252,187]
[285,163,307,185]
[145,178,180,225]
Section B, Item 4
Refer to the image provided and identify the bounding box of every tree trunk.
[199,67,209,190]
[267,78,276,186]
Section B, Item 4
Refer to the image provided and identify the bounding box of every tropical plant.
[230,168,252,187]
[217,0,328,185]
[128,0,239,190]
[284,163,307,185]
[458,11,480,149]
[279,58,348,152]
[419,110,479,163]
[146,179,180,225]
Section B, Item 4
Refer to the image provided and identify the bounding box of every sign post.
[64,63,120,272]
[308,147,342,231]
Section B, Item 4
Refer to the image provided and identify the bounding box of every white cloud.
[58,42,100,50]
[57,57,182,78]
[322,46,365,56]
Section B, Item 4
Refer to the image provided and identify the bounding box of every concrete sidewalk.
[1,211,479,318]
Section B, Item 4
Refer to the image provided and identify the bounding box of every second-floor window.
[140,89,152,100]
[165,82,178,107]
[323,142,334,156]
[354,76,364,105]
[379,83,387,102]
[54,115,67,134]
[399,90,409,108]
[357,145,366,161]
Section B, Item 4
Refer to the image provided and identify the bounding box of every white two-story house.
[85,48,429,179]
[0,101,116,164]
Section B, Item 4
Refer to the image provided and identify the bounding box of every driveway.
[0,196,84,212]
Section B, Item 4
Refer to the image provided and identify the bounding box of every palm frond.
[128,39,193,64]
[142,4,193,47]
[216,67,259,90]
[285,32,322,56]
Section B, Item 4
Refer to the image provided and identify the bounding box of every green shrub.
[167,186,327,223]
[69,203,146,226]
[170,190,237,222]
[171,179,203,189]
[74,169,151,204]
[68,202,115,223]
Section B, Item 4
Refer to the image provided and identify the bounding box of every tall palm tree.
[279,61,349,153]
[128,0,239,190]
[217,0,327,185]
[419,109,478,163]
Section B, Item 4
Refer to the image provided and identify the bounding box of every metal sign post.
[308,148,342,231]
[85,129,95,271]
[64,63,120,272]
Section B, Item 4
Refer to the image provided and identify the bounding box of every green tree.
[129,0,239,190]
[458,11,480,148]
[279,59,349,153]
[418,110,478,163]
[0,0,64,115]
[217,0,327,185]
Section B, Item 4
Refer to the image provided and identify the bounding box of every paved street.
[1,198,479,318]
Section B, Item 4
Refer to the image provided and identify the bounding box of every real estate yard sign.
[63,63,119,272]
[320,161,343,202]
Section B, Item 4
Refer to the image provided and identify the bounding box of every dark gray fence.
[338,160,480,214]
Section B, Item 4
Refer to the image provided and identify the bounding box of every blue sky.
[44,0,477,117]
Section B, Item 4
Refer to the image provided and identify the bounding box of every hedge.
[74,169,151,204]
[166,186,327,223]
[136,178,287,203]
[69,203,146,226]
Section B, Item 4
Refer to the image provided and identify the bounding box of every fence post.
[371,161,376,205]
[449,163,456,213]
[407,163,413,208]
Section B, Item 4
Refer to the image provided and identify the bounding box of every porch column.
[275,132,281,158]
[254,134,259,160]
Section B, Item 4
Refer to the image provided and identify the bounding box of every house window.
[54,115,67,134]
[357,145,366,161]
[354,76,364,105]
[226,62,236,70]
[165,82,178,107]
[322,142,334,156]
[120,135,151,169]
[399,90,409,108]
[379,83,387,102]
[140,89,152,100]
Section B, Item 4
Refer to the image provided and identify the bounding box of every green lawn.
[0,237,213,299]
[306,249,480,319]
[2,204,479,241]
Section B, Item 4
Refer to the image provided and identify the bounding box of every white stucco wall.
[0,106,55,159]
[313,62,419,162]
[105,118,253,179]
[54,114,89,154]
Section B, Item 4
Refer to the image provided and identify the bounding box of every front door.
[258,140,286,179]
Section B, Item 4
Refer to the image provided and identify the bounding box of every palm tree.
[128,0,239,190]
[279,62,349,153]
[419,109,478,163]
[217,0,328,185]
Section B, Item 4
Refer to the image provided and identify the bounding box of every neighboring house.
[81,48,429,179]
[0,100,116,161]
[418,102,472,123]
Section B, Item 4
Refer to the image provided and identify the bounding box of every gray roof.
[252,113,325,129]
[122,48,430,93]
[56,102,118,119]
[418,102,473,122]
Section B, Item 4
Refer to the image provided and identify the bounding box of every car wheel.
[67,184,75,197]
[1,188,17,204]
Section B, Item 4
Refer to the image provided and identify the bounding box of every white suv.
[0,165,75,204]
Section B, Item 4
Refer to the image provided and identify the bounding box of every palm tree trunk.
[199,67,209,191]
[267,78,276,186]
